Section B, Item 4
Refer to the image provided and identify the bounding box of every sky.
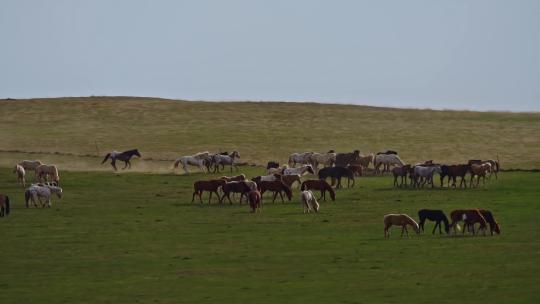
[1,0,539,111]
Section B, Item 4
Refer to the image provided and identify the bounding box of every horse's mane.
[402,214,419,228]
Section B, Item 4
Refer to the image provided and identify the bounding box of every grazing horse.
[318,167,355,189]
[300,179,335,201]
[25,184,63,208]
[374,154,405,174]
[0,194,10,217]
[219,181,252,204]
[248,190,262,213]
[383,214,420,238]
[478,209,501,235]
[221,174,246,182]
[288,152,313,167]
[173,152,212,174]
[13,164,26,187]
[470,163,491,187]
[308,152,336,173]
[35,164,60,184]
[18,160,43,171]
[449,209,487,236]
[191,179,226,204]
[280,174,302,188]
[392,165,411,187]
[212,151,241,173]
[418,209,450,234]
[283,165,314,176]
[102,149,141,171]
[335,150,361,167]
[258,180,293,204]
[301,190,320,213]
[412,165,442,188]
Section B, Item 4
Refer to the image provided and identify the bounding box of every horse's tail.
[52,165,59,182]
[496,154,501,172]
[24,190,31,207]
[395,155,405,166]
[101,153,111,164]
[173,158,182,169]
[5,196,10,215]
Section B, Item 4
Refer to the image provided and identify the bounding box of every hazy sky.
[1,0,539,111]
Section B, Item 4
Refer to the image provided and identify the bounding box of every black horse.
[335,150,361,167]
[318,166,355,189]
[418,209,450,234]
[101,149,142,171]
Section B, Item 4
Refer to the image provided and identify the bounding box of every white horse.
[288,152,313,167]
[18,160,43,171]
[13,165,26,187]
[173,152,211,174]
[309,152,336,173]
[301,190,320,213]
[283,164,315,176]
[212,151,240,173]
[412,165,442,188]
[24,184,63,208]
[35,164,60,183]
[374,154,405,174]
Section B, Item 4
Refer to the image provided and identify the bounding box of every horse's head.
[494,222,501,234]
[307,165,315,174]
[134,149,142,157]
[232,151,240,158]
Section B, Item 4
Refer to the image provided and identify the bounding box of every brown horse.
[220,181,252,204]
[258,180,292,204]
[449,209,487,235]
[347,164,363,177]
[335,150,361,167]
[392,165,411,187]
[300,179,335,201]
[478,209,501,235]
[281,174,302,188]
[0,194,10,217]
[191,179,226,204]
[470,163,491,187]
[221,174,246,182]
[248,190,262,213]
[383,214,420,238]
[440,164,470,188]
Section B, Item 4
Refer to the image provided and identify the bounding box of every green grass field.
[1,97,540,303]
[1,167,540,303]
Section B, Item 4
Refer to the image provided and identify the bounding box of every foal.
[418,209,450,234]
[248,190,262,213]
[13,164,26,187]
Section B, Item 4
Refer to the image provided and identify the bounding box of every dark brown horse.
[220,181,252,204]
[318,167,355,189]
[280,174,302,188]
[449,209,488,236]
[258,180,292,203]
[191,179,226,204]
[335,150,361,167]
[301,179,335,201]
[478,209,501,235]
[440,164,470,188]
[392,165,411,187]
[248,190,262,213]
[0,194,10,217]
[347,164,363,177]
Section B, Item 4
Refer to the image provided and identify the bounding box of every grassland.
[1,168,539,303]
[0,97,539,170]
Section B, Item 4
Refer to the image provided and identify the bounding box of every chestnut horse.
[449,209,487,236]
[301,179,335,201]
[440,164,470,188]
[191,179,226,204]
[383,214,420,238]
[258,180,292,204]
[248,190,262,213]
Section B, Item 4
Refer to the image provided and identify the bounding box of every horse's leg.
[432,222,438,235]
[191,191,197,203]
[127,160,132,169]
[272,192,278,204]
[404,226,409,238]
[279,191,285,203]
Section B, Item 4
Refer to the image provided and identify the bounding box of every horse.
[288,152,313,167]
[412,165,442,188]
[301,190,320,213]
[35,164,60,184]
[13,164,26,187]
[280,174,302,188]
[258,180,292,204]
[449,209,487,236]
[25,184,63,208]
[383,214,420,238]
[0,194,10,217]
[351,153,375,170]
[102,149,141,171]
[478,209,501,235]
[470,163,491,187]
[219,181,253,204]
[347,165,363,177]
[418,209,450,234]
[18,160,43,171]
[374,154,405,174]
[300,179,335,201]
[440,164,470,188]
[252,174,280,185]
[308,152,336,173]
[283,165,314,176]
[392,165,411,187]
[248,190,262,213]
[485,159,500,179]
[221,174,246,182]
[318,167,355,189]
[173,152,212,174]
[335,150,361,167]
[212,151,241,173]
[191,179,226,204]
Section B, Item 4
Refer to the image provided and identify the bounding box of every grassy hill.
[1,96,539,170]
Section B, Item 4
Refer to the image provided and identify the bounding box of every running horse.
[102,149,142,171]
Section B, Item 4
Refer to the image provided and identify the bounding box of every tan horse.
[18,160,43,171]
[35,164,60,184]
[383,214,420,238]
[13,164,26,187]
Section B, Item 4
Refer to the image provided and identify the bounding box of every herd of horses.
[2,148,502,239]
